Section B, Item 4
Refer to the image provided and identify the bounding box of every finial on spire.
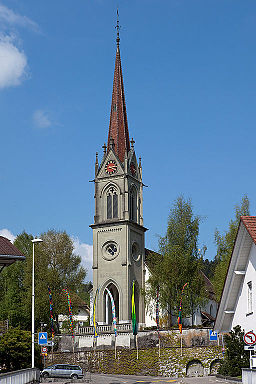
[102,143,107,155]
[115,8,120,48]
[130,138,135,149]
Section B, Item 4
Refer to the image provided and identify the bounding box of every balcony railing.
[77,323,132,334]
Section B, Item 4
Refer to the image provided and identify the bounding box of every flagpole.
[136,334,138,360]
[181,334,182,356]
[115,336,117,359]
[159,337,161,358]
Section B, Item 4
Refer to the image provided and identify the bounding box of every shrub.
[219,325,249,377]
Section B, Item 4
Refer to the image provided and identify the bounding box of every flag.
[92,288,99,338]
[48,286,54,340]
[177,283,188,334]
[105,287,117,337]
[131,281,138,335]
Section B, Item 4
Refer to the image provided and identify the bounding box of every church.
[90,18,149,329]
[89,18,218,331]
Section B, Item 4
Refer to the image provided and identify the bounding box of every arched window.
[107,187,118,219]
[104,282,119,324]
[129,187,137,222]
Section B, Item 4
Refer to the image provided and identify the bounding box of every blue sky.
[1,0,256,281]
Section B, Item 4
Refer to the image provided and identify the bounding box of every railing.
[0,368,40,384]
[78,323,132,334]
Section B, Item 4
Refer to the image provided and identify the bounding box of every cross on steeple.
[115,9,120,48]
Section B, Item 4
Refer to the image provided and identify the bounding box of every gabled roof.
[241,216,256,245]
[214,216,256,332]
[0,236,25,272]
[107,45,130,163]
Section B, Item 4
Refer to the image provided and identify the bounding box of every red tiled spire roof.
[241,216,256,245]
[107,44,130,163]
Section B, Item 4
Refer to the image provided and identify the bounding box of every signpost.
[244,331,256,346]
[244,345,256,351]
[209,330,218,341]
[243,331,256,369]
[38,332,48,345]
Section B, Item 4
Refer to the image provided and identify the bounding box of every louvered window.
[107,194,112,219]
[129,188,137,222]
[107,187,118,219]
[113,193,118,218]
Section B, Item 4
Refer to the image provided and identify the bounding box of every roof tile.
[241,216,256,245]
[0,236,25,257]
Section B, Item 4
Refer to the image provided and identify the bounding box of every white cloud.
[0,228,16,243]
[0,36,27,89]
[0,4,39,32]
[33,110,52,129]
[72,237,93,282]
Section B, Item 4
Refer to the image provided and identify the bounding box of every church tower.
[91,15,147,326]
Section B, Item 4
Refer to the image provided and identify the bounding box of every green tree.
[0,230,87,333]
[0,328,41,371]
[213,196,250,301]
[146,196,205,327]
[219,325,250,377]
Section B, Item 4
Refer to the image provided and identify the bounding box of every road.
[43,374,239,384]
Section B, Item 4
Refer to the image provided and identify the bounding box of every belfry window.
[107,187,118,219]
[129,188,137,222]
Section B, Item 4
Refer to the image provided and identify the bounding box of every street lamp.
[31,238,43,368]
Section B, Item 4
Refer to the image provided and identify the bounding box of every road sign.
[41,346,48,353]
[209,330,218,341]
[38,332,48,345]
[244,331,256,345]
[244,345,256,351]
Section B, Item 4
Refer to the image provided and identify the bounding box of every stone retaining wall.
[47,346,222,377]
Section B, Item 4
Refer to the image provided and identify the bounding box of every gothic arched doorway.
[104,282,119,325]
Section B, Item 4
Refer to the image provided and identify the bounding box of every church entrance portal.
[104,283,119,325]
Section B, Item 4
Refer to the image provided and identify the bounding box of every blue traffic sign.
[209,330,218,341]
[38,332,48,345]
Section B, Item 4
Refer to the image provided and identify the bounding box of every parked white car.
[41,364,83,379]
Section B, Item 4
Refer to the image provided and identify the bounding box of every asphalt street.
[43,374,239,384]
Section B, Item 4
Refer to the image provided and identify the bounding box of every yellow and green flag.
[132,281,138,335]
[93,288,99,338]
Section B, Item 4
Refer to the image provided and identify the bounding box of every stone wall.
[46,346,222,378]
[58,328,220,352]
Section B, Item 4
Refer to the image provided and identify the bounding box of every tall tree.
[0,328,42,371]
[0,230,87,333]
[146,196,205,327]
[213,195,250,301]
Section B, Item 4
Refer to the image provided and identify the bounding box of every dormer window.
[107,187,118,219]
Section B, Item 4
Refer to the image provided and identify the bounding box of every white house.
[214,216,256,333]
[145,249,218,328]
[59,300,90,329]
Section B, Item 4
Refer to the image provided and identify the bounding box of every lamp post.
[31,238,43,368]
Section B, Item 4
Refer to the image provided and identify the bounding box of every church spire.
[107,10,130,163]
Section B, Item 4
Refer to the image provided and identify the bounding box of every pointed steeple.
[107,10,130,163]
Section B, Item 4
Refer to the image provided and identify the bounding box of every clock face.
[105,160,117,175]
[102,241,120,261]
[130,162,136,176]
